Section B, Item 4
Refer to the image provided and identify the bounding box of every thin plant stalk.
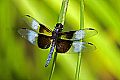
[58,0,69,25]
[49,52,57,80]
[75,0,84,80]
[49,0,69,80]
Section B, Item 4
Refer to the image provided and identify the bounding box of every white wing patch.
[31,20,39,30]
[18,29,38,45]
[74,30,85,40]
[28,30,38,44]
[72,42,85,52]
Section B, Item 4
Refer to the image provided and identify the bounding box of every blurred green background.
[0,0,120,80]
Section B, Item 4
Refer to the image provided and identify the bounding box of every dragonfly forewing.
[59,28,98,40]
[23,15,52,36]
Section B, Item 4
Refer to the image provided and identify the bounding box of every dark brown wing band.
[56,39,73,53]
[59,31,76,39]
[39,24,52,34]
[38,34,52,49]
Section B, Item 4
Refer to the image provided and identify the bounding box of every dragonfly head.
[55,23,63,32]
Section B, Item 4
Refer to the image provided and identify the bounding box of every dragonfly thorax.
[52,31,58,39]
[52,23,63,39]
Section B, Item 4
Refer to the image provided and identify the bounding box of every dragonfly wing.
[56,39,73,53]
[72,41,96,53]
[59,31,76,40]
[23,15,52,36]
[18,28,38,45]
[38,34,52,49]
[56,40,96,54]
[59,28,98,40]
[83,28,98,39]
[18,28,52,49]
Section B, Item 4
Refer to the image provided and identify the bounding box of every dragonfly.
[18,15,98,67]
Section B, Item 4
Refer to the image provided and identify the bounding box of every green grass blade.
[49,52,57,80]
[58,0,69,25]
[75,0,84,80]
[49,0,69,80]
[80,0,84,29]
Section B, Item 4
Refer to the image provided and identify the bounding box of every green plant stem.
[58,0,69,25]
[75,0,84,80]
[80,0,84,29]
[49,0,69,80]
[49,52,57,80]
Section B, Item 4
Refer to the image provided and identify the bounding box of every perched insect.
[18,15,98,67]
